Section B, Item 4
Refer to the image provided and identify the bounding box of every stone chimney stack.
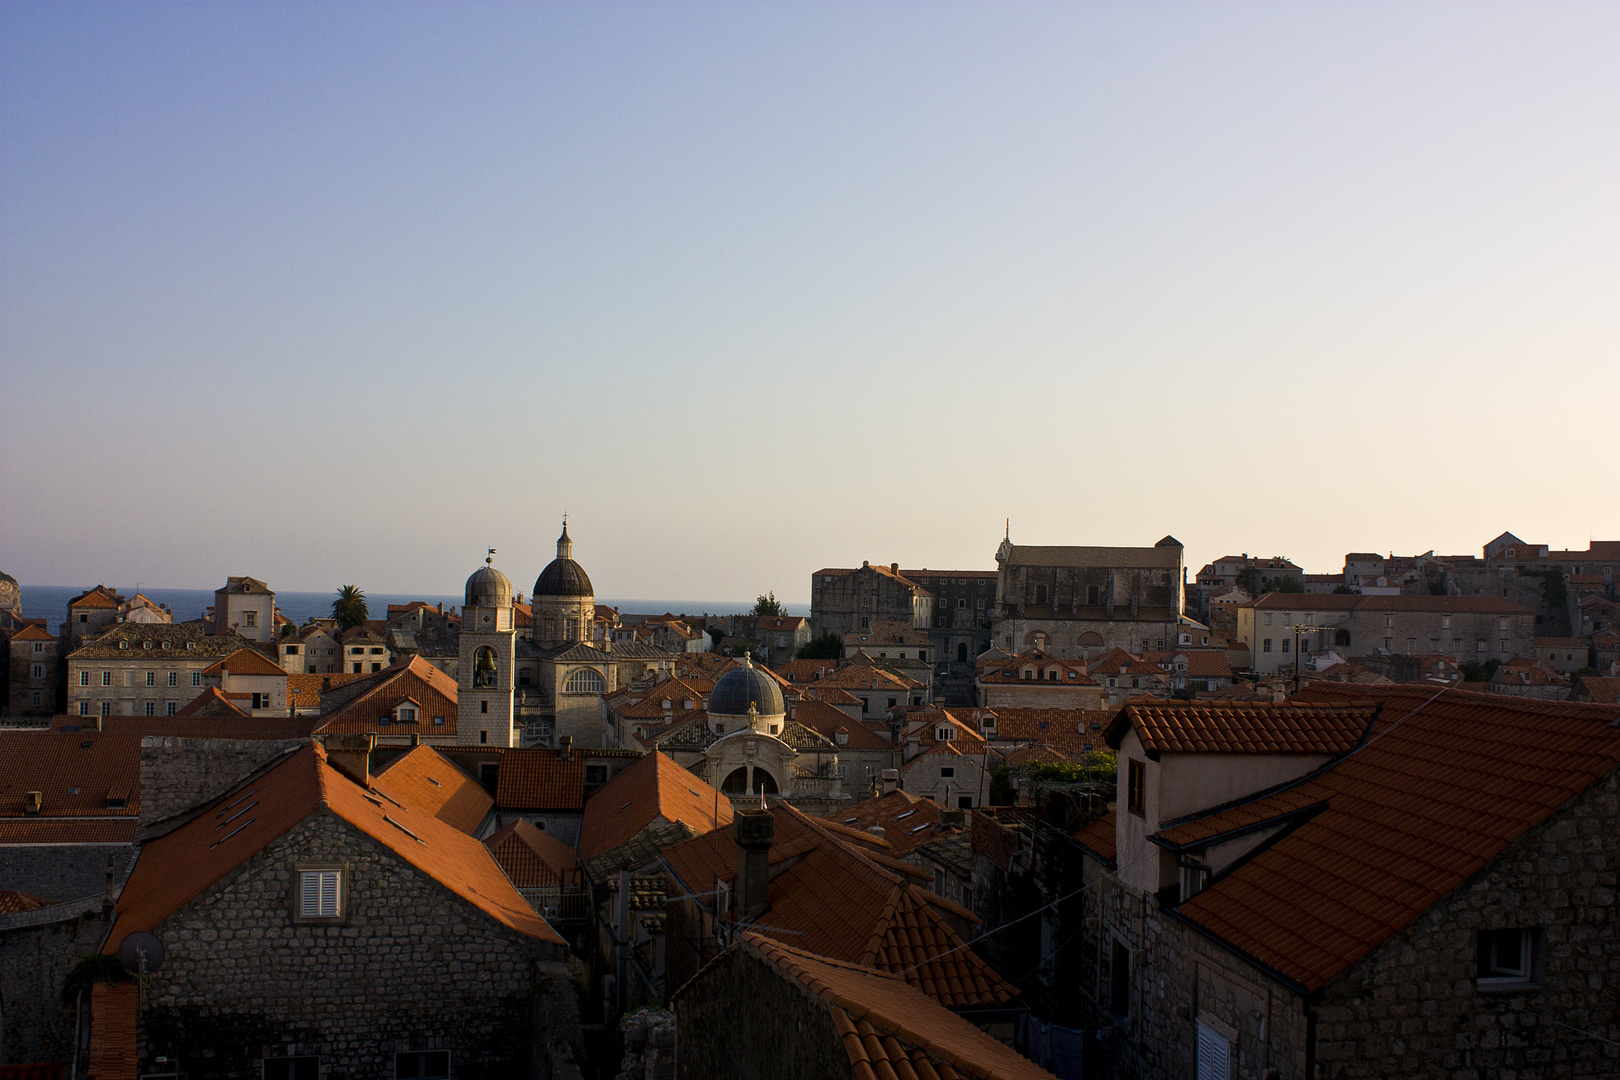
[324,733,375,788]
[880,769,899,796]
[733,808,774,923]
[559,735,573,761]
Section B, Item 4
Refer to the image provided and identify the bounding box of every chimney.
[410,733,421,746]
[324,733,375,788]
[880,769,899,796]
[90,714,102,732]
[23,791,43,815]
[559,735,573,761]
[1273,685,1287,703]
[891,563,899,574]
[733,808,774,923]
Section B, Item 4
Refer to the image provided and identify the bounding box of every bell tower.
[458,550,517,747]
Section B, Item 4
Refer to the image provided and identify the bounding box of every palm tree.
[332,585,369,631]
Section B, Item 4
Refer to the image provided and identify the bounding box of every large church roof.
[534,521,594,598]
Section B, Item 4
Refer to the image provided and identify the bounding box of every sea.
[17,585,807,638]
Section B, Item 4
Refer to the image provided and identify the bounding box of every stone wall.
[138,736,306,826]
[138,809,567,1078]
[0,896,109,1064]
[1313,766,1620,1080]
[0,844,136,905]
[672,945,852,1080]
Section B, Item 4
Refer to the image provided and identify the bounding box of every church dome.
[465,563,513,608]
[709,658,786,718]
[534,521,594,598]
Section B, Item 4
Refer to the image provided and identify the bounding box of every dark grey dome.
[465,565,513,608]
[534,558,593,599]
[709,660,786,717]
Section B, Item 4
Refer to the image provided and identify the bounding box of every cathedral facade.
[456,524,678,749]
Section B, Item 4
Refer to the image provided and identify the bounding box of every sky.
[2,1,1617,603]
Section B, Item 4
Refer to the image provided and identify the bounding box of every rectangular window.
[1109,940,1131,1017]
[101,671,112,686]
[1127,759,1145,815]
[480,700,489,714]
[79,701,90,716]
[32,641,43,653]
[1281,640,1290,654]
[80,670,90,686]
[939,767,955,778]
[263,1058,319,1080]
[298,869,342,919]
[244,611,257,627]
[166,701,177,716]
[144,701,156,717]
[168,672,178,686]
[352,663,362,673]
[1196,1019,1233,1080]
[100,701,112,717]
[146,671,156,686]
[1476,927,1542,988]
[192,672,202,687]
[395,1051,451,1079]
[31,691,41,707]
[1262,639,1272,653]
[30,664,44,679]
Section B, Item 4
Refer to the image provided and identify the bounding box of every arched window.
[721,767,778,795]
[1035,584,1049,605]
[1335,629,1351,648]
[472,646,497,688]
[564,668,605,694]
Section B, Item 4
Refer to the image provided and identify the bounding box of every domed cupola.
[465,553,514,609]
[709,656,787,719]
[534,521,594,598]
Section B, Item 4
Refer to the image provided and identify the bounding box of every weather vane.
[486,548,496,566]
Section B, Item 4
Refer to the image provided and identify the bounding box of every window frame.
[394,1050,451,1079]
[1127,759,1146,816]
[292,863,350,925]
[262,1056,320,1080]
[1476,927,1543,990]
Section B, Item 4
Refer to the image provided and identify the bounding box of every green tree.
[1332,584,1354,595]
[1274,577,1304,594]
[751,591,783,617]
[60,954,130,1005]
[988,765,1016,806]
[332,585,369,631]
[1234,568,1263,595]
[795,633,842,660]
[708,626,727,651]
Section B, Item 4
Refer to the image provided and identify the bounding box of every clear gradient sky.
[2,2,1617,603]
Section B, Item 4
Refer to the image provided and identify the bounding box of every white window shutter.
[320,871,338,916]
[1197,1019,1232,1080]
[300,871,320,917]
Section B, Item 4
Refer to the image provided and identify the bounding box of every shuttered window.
[299,870,341,918]
[1196,1019,1232,1080]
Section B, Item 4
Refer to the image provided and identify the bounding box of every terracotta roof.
[373,745,493,835]
[201,647,287,677]
[1072,811,1117,866]
[494,748,587,812]
[1575,676,1620,704]
[0,731,141,818]
[484,819,579,889]
[977,707,1118,752]
[173,686,252,718]
[1173,684,1620,990]
[834,790,942,858]
[977,651,1098,685]
[1249,594,1533,614]
[811,665,925,693]
[578,751,733,861]
[808,686,864,706]
[105,742,562,946]
[1106,702,1375,757]
[9,624,54,642]
[0,819,137,845]
[69,587,122,610]
[756,616,809,632]
[794,699,896,751]
[68,622,249,660]
[1139,650,1234,679]
[315,656,458,735]
[663,803,1014,1008]
[1533,638,1587,649]
[0,888,53,914]
[85,981,137,1080]
[726,934,1053,1080]
[777,659,841,683]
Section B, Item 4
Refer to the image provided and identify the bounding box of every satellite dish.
[117,930,165,975]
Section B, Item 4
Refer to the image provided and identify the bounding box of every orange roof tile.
[726,934,1053,1080]
[373,745,493,835]
[0,731,142,818]
[793,699,896,752]
[201,647,286,677]
[0,819,137,844]
[834,790,942,858]
[0,888,53,915]
[105,742,562,947]
[662,803,1014,1009]
[484,819,579,889]
[173,686,253,718]
[1174,684,1620,990]
[811,665,925,693]
[85,981,137,1080]
[578,751,733,861]
[1071,811,1116,866]
[10,624,55,642]
[1106,702,1374,757]
[315,656,458,735]
[494,748,586,812]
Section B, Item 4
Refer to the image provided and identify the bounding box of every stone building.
[6,622,58,716]
[339,622,393,673]
[62,584,125,648]
[672,933,1051,1080]
[99,739,576,1078]
[975,650,1105,709]
[209,575,277,642]
[1064,687,1620,1080]
[66,622,252,720]
[991,532,1186,660]
[810,561,934,637]
[315,655,463,747]
[280,623,343,675]
[1191,555,1303,619]
[1237,593,1537,675]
